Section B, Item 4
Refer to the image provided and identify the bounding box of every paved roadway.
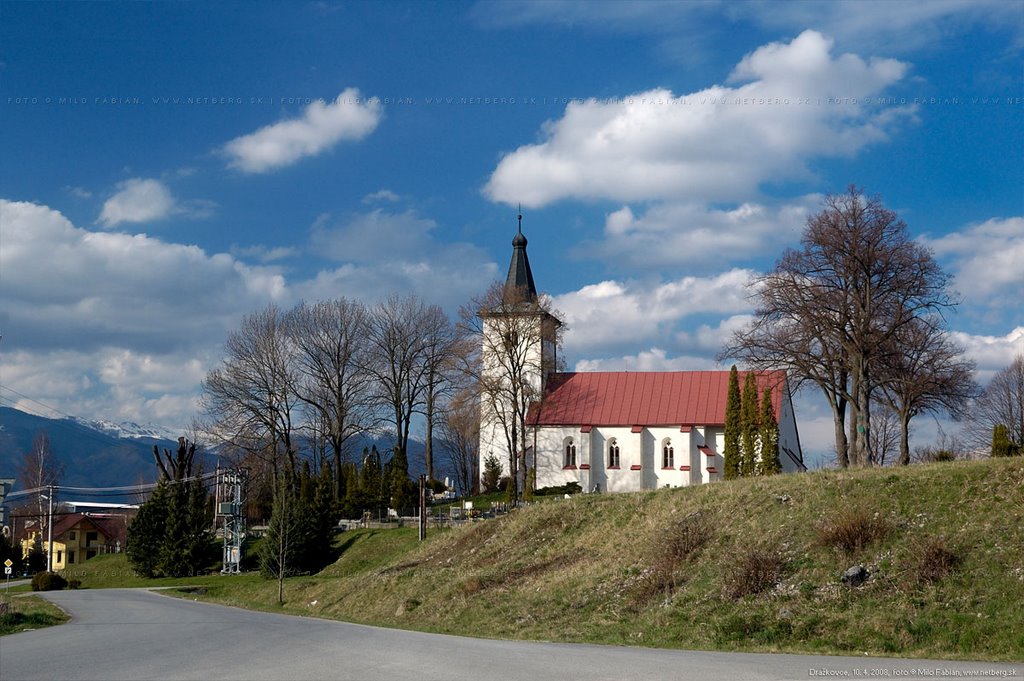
[1,589,1019,681]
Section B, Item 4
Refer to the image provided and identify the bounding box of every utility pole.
[418,475,426,541]
[46,485,54,573]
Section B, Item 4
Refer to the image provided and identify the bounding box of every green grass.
[69,457,1024,661]
[0,594,70,636]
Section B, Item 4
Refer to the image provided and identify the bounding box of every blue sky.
[1,1,1021,462]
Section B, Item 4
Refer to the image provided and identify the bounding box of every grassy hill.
[84,457,1024,660]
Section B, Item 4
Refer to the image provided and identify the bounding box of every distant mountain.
[0,406,183,492]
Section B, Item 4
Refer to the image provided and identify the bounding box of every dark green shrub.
[31,571,68,592]
[67,579,82,590]
[535,481,583,496]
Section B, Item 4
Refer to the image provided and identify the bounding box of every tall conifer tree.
[759,389,782,475]
[740,372,759,477]
[723,366,742,479]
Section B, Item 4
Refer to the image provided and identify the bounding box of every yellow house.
[21,513,125,570]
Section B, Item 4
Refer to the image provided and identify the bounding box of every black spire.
[504,209,537,302]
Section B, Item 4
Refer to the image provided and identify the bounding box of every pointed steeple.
[504,208,537,302]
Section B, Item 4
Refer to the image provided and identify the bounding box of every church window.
[564,439,577,468]
[662,440,674,469]
[608,439,620,468]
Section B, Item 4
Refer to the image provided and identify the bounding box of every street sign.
[4,567,11,575]
[3,558,12,568]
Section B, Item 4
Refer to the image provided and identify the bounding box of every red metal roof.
[529,370,786,427]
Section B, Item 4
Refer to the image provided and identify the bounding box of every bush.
[31,572,68,592]
[817,507,892,555]
[67,579,82,590]
[534,481,583,496]
[632,512,714,605]
[912,536,963,585]
[722,544,786,600]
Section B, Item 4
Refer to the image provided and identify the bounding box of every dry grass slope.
[195,457,1024,661]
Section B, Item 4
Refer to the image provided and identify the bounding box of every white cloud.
[97,178,214,228]
[362,188,401,204]
[485,31,912,208]
[0,199,289,428]
[230,244,300,263]
[575,348,720,372]
[951,326,1024,384]
[473,0,1022,55]
[553,269,754,355]
[303,208,499,310]
[98,178,176,227]
[223,88,382,173]
[924,217,1024,311]
[584,197,819,271]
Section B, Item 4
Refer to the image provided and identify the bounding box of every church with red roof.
[479,223,804,494]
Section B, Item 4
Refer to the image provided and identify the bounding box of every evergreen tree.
[523,468,535,502]
[758,389,782,475]
[723,365,742,480]
[360,446,384,514]
[991,424,1013,457]
[126,483,170,578]
[182,473,213,573]
[388,445,413,513]
[482,454,502,493]
[159,480,192,577]
[0,530,23,575]
[740,372,760,477]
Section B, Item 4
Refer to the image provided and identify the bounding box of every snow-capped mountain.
[73,417,183,442]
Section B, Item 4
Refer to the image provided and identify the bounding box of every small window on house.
[564,440,577,468]
[663,441,674,469]
[608,439,620,468]
[86,531,98,545]
[56,550,63,565]
[69,531,76,541]
[68,551,76,564]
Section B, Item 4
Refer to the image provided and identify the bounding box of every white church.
[478,224,805,494]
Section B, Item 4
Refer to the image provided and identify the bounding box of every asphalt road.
[1,589,1019,681]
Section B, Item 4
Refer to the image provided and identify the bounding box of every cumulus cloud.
[951,326,1024,385]
[485,31,912,208]
[575,348,721,372]
[584,197,819,271]
[98,178,176,227]
[362,188,401,204]
[474,0,1022,55]
[0,199,290,427]
[303,208,498,310]
[223,88,382,173]
[97,178,215,228]
[924,217,1024,312]
[553,269,754,356]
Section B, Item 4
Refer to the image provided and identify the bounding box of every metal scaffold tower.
[216,467,246,574]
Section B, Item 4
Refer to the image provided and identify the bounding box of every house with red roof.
[20,512,127,571]
[479,224,804,494]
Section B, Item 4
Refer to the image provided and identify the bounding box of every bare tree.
[418,306,459,483]
[965,353,1024,453]
[724,187,954,467]
[202,304,302,487]
[438,387,480,497]
[874,317,977,465]
[152,437,197,481]
[286,298,373,499]
[18,431,64,539]
[460,282,562,499]
[364,295,434,464]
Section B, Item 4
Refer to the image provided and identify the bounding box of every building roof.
[503,218,537,302]
[49,513,124,541]
[529,370,787,428]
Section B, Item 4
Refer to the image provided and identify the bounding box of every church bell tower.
[477,215,561,494]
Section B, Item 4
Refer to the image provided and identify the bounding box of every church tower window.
[608,439,620,468]
[662,440,674,469]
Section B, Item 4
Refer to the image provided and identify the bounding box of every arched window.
[564,439,577,468]
[608,439,620,468]
[662,440,674,469]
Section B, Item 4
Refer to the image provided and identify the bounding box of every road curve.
[0,589,1018,681]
